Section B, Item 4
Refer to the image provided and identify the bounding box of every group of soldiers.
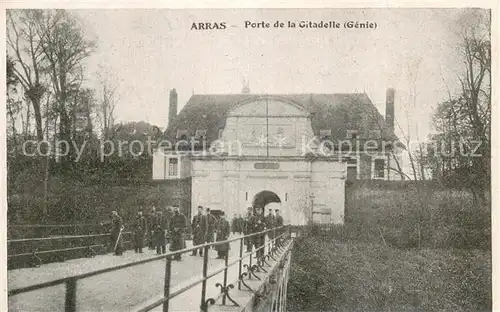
[109,205,188,260]
[108,204,285,261]
[242,207,284,258]
[191,206,231,259]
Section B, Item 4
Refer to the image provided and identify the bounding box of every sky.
[72,8,474,141]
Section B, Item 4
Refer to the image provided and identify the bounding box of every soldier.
[169,205,187,261]
[147,206,157,250]
[215,213,231,259]
[164,206,173,244]
[205,208,217,249]
[133,211,147,253]
[231,213,238,234]
[110,210,125,256]
[153,210,168,254]
[243,207,254,252]
[253,206,267,259]
[266,208,276,243]
[237,214,244,234]
[275,209,284,245]
[191,206,207,257]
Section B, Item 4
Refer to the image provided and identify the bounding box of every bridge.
[8,226,296,312]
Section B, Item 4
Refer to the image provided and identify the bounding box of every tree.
[94,65,119,142]
[431,10,490,206]
[7,10,47,142]
[36,9,96,161]
[6,55,21,145]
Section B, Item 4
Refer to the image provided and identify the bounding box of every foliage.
[344,181,490,250]
[8,169,190,225]
[427,10,490,206]
[287,238,491,312]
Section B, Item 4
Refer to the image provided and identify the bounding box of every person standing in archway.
[253,206,267,259]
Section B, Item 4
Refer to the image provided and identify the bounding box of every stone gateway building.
[152,88,403,225]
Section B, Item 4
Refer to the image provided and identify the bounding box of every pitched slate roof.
[163,93,399,145]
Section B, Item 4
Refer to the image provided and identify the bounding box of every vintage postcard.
[2,1,497,311]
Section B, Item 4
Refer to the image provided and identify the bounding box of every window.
[218,128,224,139]
[346,130,358,140]
[169,158,178,176]
[347,167,357,180]
[320,129,332,139]
[374,159,385,178]
[347,158,357,165]
[176,130,189,140]
[369,130,381,139]
[195,129,207,140]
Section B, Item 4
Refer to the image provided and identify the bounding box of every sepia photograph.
[3,4,495,312]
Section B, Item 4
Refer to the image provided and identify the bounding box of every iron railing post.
[64,278,77,312]
[248,239,253,279]
[273,228,277,251]
[238,237,243,290]
[163,255,172,312]
[200,245,209,312]
[222,247,229,305]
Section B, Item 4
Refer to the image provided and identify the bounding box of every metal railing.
[8,223,108,239]
[7,231,133,269]
[8,225,293,312]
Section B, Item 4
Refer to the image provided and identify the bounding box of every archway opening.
[252,190,281,208]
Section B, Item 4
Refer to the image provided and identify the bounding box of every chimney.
[168,88,178,127]
[385,88,395,132]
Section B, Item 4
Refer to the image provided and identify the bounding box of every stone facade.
[153,91,403,225]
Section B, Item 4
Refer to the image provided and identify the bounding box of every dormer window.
[369,130,381,139]
[346,130,358,140]
[176,130,189,140]
[195,129,207,140]
[320,129,332,139]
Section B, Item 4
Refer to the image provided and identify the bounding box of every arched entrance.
[252,190,281,209]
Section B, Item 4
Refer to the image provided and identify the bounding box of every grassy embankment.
[287,184,491,312]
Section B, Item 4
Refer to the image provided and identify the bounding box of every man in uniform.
[147,206,157,250]
[110,210,125,256]
[154,210,168,254]
[253,206,267,259]
[243,207,254,252]
[266,208,276,243]
[133,211,147,253]
[164,206,173,244]
[215,212,231,259]
[191,206,207,257]
[231,213,238,234]
[169,205,187,261]
[205,208,217,249]
[275,209,284,245]
[237,214,244,234]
